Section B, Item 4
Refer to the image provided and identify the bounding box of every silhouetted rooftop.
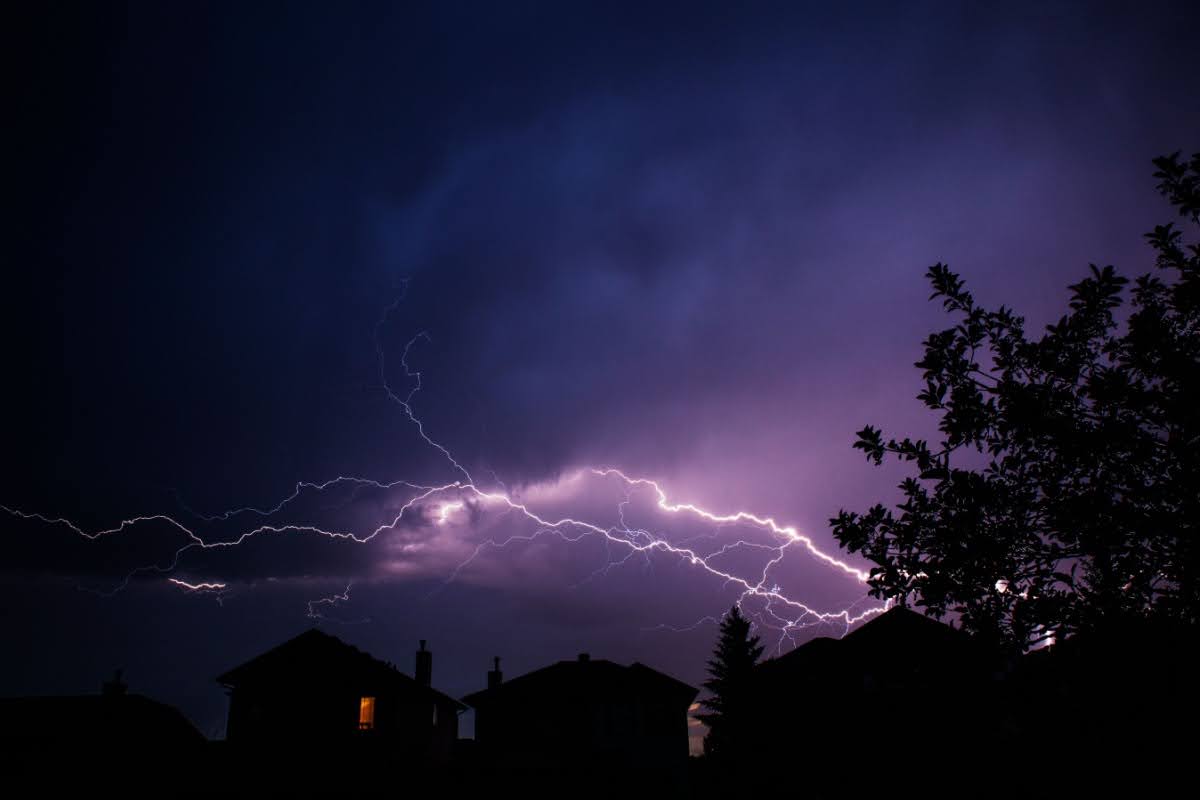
[462,655,697,707]
[758,605,983,678]
[0,692,205,745]
[217,628,465,710]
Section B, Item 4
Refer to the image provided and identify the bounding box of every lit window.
[359,696,376,730]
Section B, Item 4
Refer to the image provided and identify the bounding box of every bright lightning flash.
[1,287,887,647]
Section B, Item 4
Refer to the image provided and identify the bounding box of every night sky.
[5,1,1199,742]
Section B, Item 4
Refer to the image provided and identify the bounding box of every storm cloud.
[5,0,1199,737]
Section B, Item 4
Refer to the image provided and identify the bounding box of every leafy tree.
[697,605,764,760]
[830,151,1200,653]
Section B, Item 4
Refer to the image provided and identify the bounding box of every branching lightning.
[2,287,887,649]
[305,582,369,624]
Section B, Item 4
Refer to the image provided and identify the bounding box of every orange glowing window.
[359,696,376,730]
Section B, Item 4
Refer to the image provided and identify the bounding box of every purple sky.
[5,1,1199,740]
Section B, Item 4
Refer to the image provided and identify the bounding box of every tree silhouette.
[830,151,1200,653]
[697,605,764,761]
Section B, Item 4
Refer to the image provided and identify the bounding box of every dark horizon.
[5,0,1199,744]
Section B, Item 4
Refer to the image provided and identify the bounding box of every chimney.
[102,669,127,697]
[577,653,590,662]
[415,640,432,686]
[487,656,502,690]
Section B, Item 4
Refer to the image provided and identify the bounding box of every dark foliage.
[697,605,763,759]
[830,151,1200,652]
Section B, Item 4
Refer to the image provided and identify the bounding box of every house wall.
[226,679,453,763]
[474,689,689,769]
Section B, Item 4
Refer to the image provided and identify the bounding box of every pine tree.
[697,605,764,760]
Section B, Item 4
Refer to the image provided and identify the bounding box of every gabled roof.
[757,605,990,679]
[0,694,205,744]
[841,604,972,650]
[216,628,465,711]
[462,656,697,708]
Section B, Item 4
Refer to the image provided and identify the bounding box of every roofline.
[214,628,466,711]
[461,658,698,707]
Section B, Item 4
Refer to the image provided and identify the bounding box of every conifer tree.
[698,605,764,760]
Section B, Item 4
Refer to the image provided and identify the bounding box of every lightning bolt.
[167,577,231,606]
[2,287,887,649]
[167,578,228,592]
[305,582,369,624]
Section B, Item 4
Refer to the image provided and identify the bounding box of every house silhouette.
[0,671,204,790]
[746,606,1001,793]
[216,629,464,764]
[740,606,1199,796]
[757,603,996,694]
[463,652,698,771]
[0,669,204,748]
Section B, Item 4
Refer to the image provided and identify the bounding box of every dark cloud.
[4,0,1198,738]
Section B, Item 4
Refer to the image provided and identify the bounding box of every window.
[359,696,376,730]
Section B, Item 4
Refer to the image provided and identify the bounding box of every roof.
[757,605,990,679]
[462,656,698,708]
[0,693,205,745]
[841,604,972,649]
[216,628,465,711]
